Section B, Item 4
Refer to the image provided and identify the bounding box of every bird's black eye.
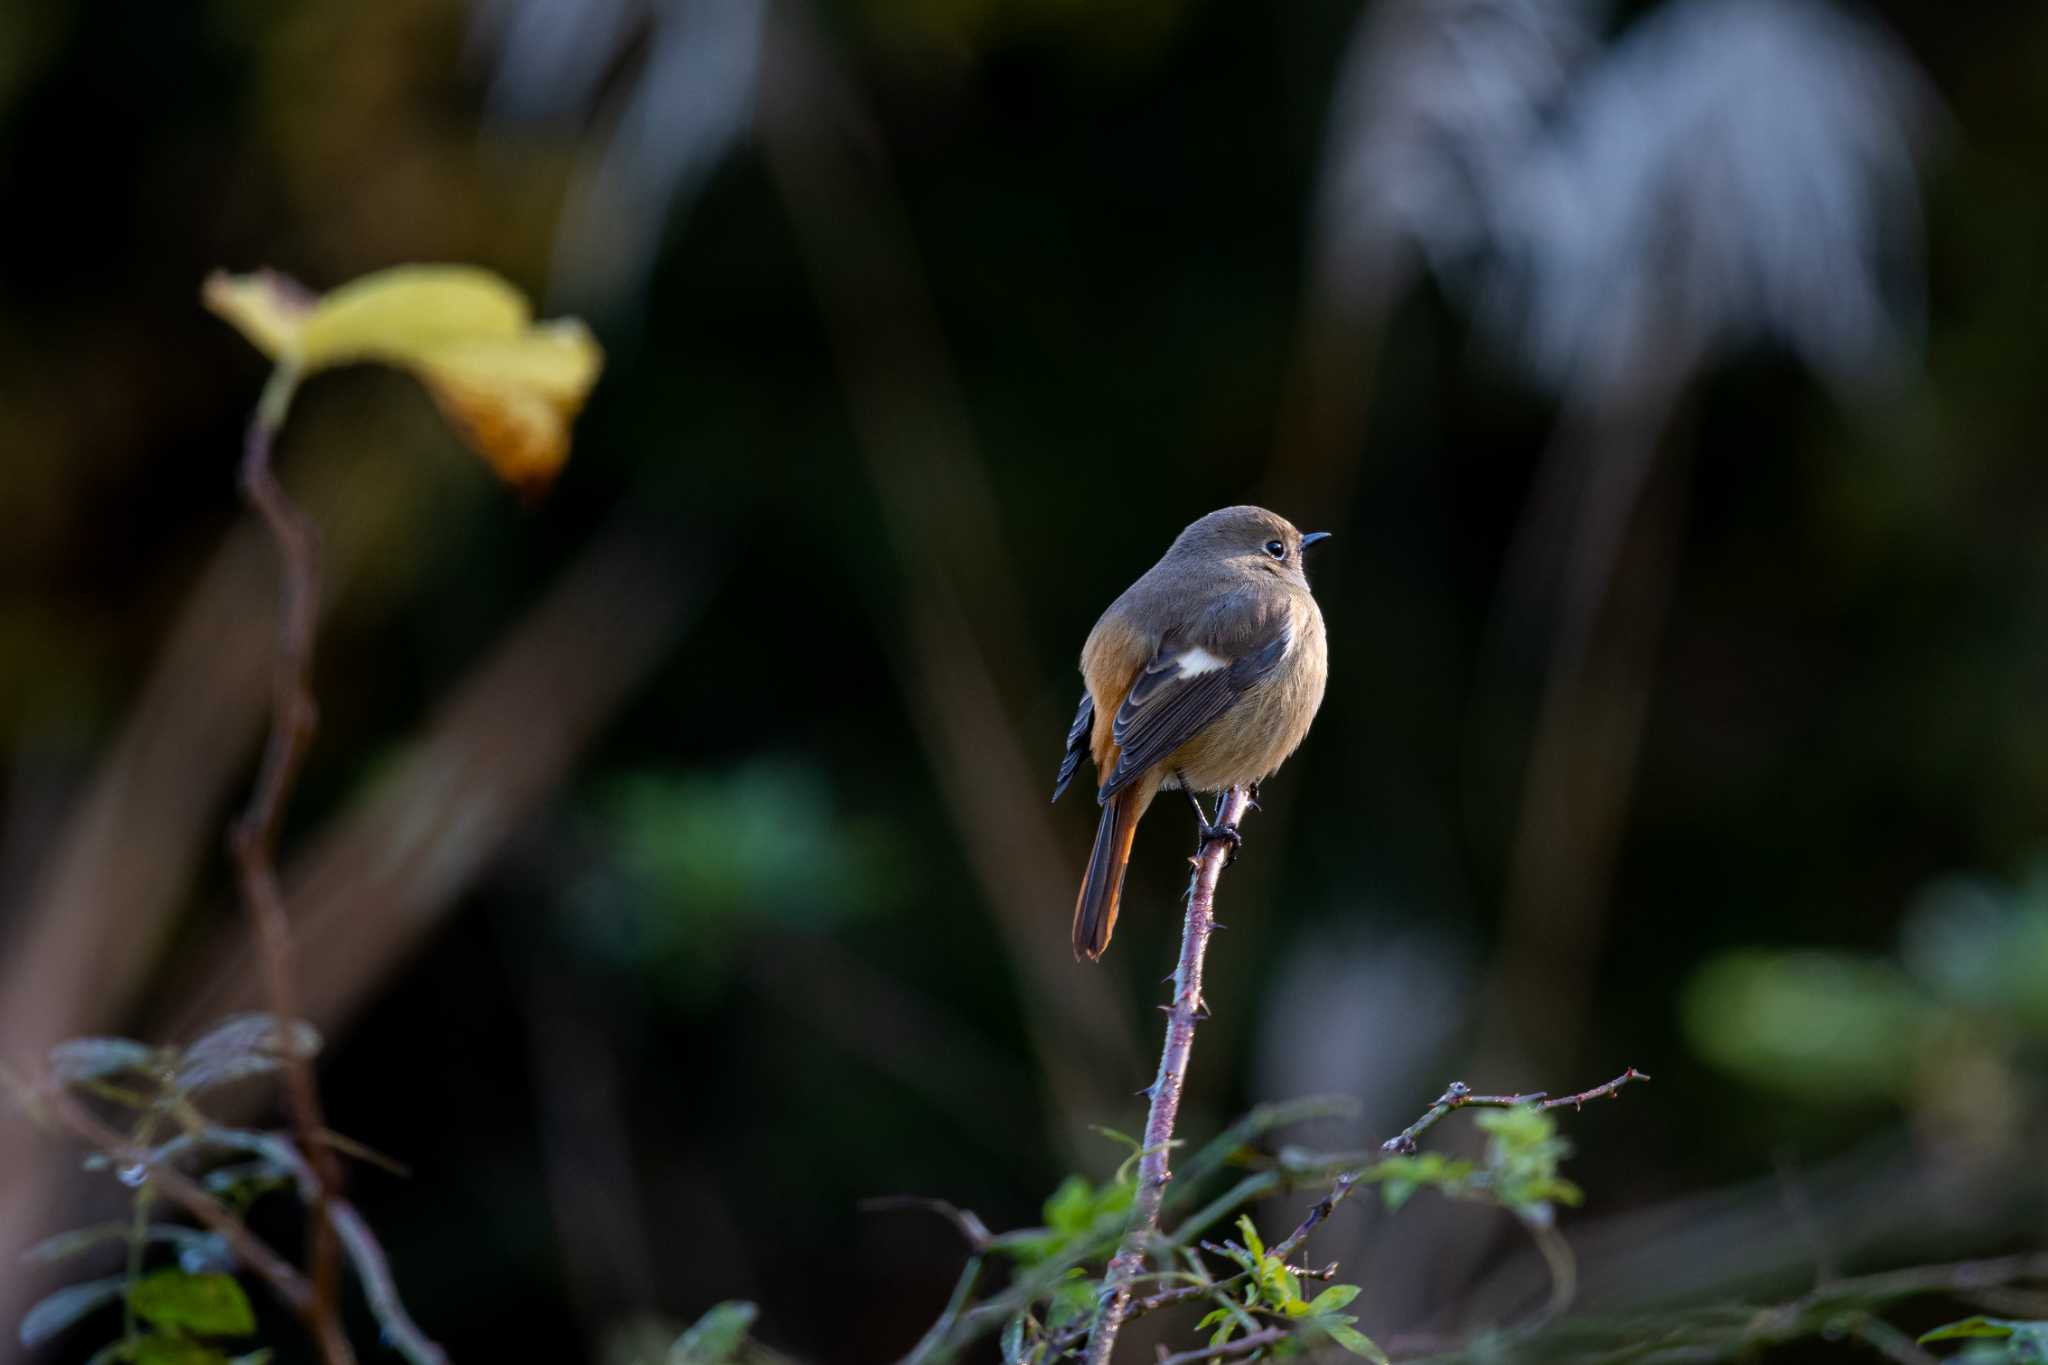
[1264,539,1287,560]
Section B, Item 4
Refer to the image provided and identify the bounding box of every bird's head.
[1172,505,1331,589]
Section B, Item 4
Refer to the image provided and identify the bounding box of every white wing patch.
[1174,646,1229,678]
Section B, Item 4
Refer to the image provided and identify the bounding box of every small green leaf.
[1307,1285,1361,1315]
[20,1277,125,1347]
[1474,1106,1550,1145]
[1194,1309,1231,1332]
[1209,1317,1239,1349]
[1516,1177,1584,1208]
[1090,1126,1141,1153]
[668,1301,757,1365]
[1046,1272,1097,1333]
[1255,1256,1291,1307]
[1364,1153,1476,1209]
[990,1229,1060,1263]
[132,1338,233,1365]
[1319,1320,1391,1363]
[1919,1316,2018,1343]
[127,1271,255,1337]
[1235,1214,1266,1259]
[1043,1176,1094,1234]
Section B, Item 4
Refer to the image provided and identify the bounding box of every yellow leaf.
[412,321,604,490]
[423,381,572,492]
[297,265,533,370]
[202,264,604,491]
[421,321,604,404]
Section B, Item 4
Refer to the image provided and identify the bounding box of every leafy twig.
[33,1083,314,1317]
[33,1086,452,1365]
[1084,785,1254,1365]
[164,1124,449,1364]
[1379,1068,1651,1156]
[1255,1068,1647,1274]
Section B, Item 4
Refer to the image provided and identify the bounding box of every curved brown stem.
[229,368,353,1365]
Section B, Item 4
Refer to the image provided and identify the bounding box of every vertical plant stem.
[228,366,356,1365]
[902,1254,984,1365]
[1084,785,1253,1365]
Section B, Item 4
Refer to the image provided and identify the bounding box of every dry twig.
[225,370,354,1364]
[1380,1068,1651,1156]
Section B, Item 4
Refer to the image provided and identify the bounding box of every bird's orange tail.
[1074,788,1143,960]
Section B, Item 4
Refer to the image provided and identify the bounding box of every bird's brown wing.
[1051,692,1093,802]
[1097,628,1290,802]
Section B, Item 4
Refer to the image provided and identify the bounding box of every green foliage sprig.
[9,1015,441,1365]
[849,1067,1650,1365]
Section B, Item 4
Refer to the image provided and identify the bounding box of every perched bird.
[1053,506,1330,960]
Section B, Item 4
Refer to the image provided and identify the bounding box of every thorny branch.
[1083,785,1254,1365]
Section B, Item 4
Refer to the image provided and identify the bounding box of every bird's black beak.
[1300,531,1332,550]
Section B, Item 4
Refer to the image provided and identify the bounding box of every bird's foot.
[1245,781,1262,812]
[1197,820,1243,867]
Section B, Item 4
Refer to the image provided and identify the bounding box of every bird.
[1052,506,1330,960]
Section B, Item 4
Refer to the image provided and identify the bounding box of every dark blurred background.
[3,0,2047,1360]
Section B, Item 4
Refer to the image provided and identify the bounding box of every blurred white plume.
[1315,0,1937,398]
[1314,0,1598,319]
[471,0,766,315]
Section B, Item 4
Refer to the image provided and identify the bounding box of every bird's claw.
[1198,821,1243,866]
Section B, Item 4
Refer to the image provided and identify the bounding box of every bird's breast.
[1173,594,1327,792]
